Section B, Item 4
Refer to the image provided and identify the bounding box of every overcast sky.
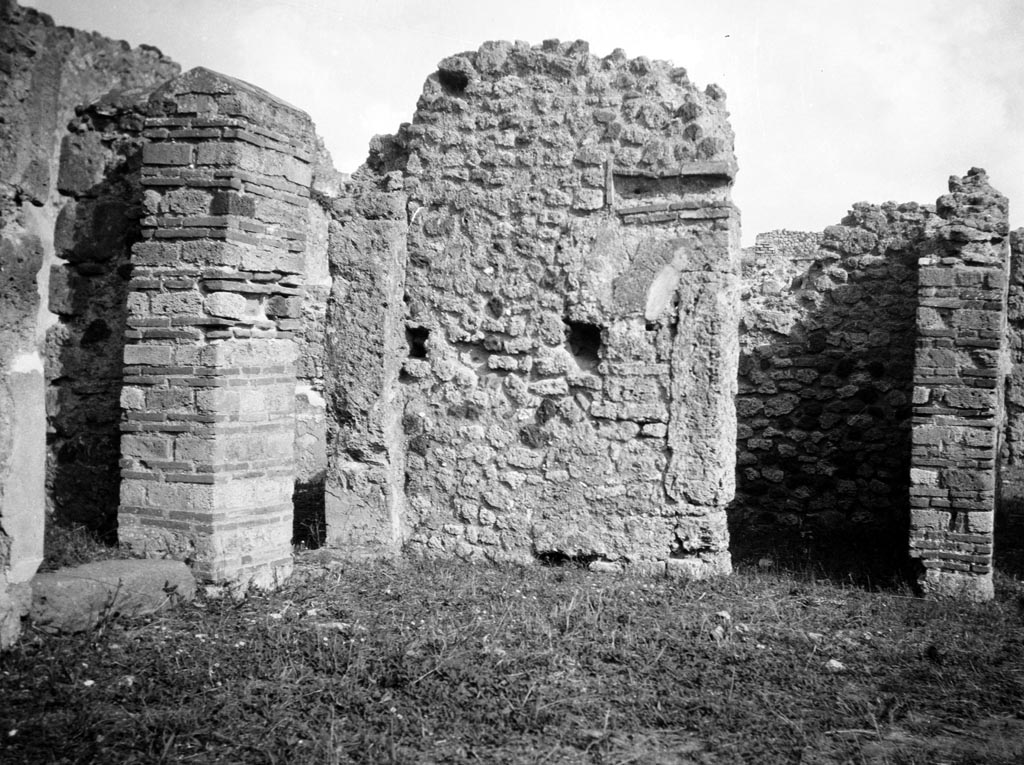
[22,0,1023,244]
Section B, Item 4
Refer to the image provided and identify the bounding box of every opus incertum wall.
[324,42,741,577]
[117,69,315,586]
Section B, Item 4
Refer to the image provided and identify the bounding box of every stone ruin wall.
[325,41,741,575]
[1001,228,1024,519]
[0,0,179,645]
[736,208,925,565]
[2,0,1020,647]
[737,171,1013,600]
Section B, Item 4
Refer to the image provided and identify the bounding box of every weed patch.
[2,557,1023,763]
[39,521,130,572]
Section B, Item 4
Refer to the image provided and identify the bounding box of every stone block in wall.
[1,227,46,648]
[322,194,408,556]
[57,132,108,195]
[666,269,740,509]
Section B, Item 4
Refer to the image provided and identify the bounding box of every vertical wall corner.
[908,169,1009,601]
[322,186,410,558]
[117,67,317,587]
[1,232,47,648]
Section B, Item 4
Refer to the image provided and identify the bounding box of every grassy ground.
[2,555,1023,764]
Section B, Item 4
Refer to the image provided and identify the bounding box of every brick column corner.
[118,68,316,587]
[909,168,1010,601]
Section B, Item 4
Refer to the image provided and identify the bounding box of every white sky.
[22,0,1024,245]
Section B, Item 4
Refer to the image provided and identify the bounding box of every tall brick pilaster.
[118,68,315,586]
[909,168,1009,601]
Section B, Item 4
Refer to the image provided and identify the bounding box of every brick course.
[908,169,1009,600]
[117,68,316,587]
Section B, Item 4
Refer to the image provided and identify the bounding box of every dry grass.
[2,554,1023,764]
[38,522,131,572]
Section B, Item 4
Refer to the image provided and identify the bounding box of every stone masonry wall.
[326,41,741,576]
[1001,228,1024,520]
[736,209,926,565]
[323,177,409,556]
[3,0,1015,624]
[0,0,178,647]
[117,68,316,586]
[47,94,156,537]
[909,169,1009,601]
[0,185,43,648]
[291,146,339,547]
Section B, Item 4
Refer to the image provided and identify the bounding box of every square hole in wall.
[406,326,430,359]
[565,320,602,369]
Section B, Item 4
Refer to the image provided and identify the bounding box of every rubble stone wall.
[0,0,178,647]
[909,169,1009,601]
[47,96,155,536]
[325,41,742,575]
[736,210,926,562]
[1001,228,1024,519]
[117,68,316,586]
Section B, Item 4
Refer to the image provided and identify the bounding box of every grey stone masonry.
[2,0,179,648]
[118,68,316,587]
[735,214,924,562]
[325,41,741,576]
[323,181,409,557]
[909,168,1010,601]
[1000,228,1024,520]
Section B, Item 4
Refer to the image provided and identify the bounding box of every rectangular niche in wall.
[564,320,602,371]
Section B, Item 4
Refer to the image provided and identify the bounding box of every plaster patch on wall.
[10,350,43,374]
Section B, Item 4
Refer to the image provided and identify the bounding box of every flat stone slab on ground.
[30,559,196,634]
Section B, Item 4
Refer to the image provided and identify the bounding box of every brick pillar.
[909,168,1009,601]
[118,68,314,587]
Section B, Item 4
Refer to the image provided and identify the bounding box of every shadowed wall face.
[47,97,155,538]
[736,171,1012,601]
[735,210,926,568]
[325,41,742,575]
[1001,230,1024,513]
[1,0,179,647]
